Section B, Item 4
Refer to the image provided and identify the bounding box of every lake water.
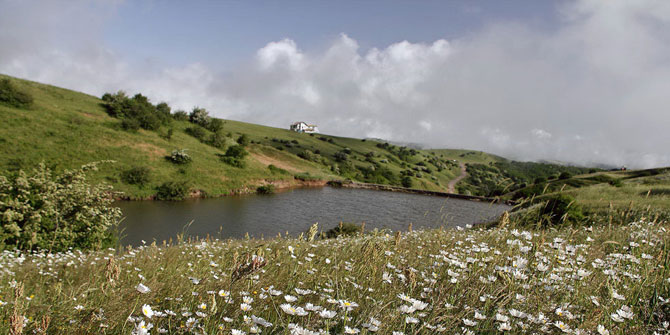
[116,187,511,246]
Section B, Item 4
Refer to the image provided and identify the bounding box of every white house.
[290,121,319,133]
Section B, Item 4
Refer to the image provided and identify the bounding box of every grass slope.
[0,74,509,199]
[504,167,670,224]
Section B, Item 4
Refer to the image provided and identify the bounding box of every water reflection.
[116,187,510,246]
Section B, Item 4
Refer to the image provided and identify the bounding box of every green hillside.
[0,74,514,199]
[509,167,670,215]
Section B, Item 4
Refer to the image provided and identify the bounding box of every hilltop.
[0,74,602,200]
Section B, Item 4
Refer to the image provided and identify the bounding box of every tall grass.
[0,215,668,334]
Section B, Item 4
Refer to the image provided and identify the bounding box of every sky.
[1,0,669,168]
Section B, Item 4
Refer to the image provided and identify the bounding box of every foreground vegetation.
[1,215,668,334]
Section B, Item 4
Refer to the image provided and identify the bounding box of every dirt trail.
[447,163,467,193]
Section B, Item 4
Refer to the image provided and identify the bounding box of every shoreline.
[327,180,516,205]
[113,177,330,201]
[115,177,515,206]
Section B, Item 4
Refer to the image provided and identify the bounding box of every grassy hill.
[6,73,659,206]
[0,74,523,199]
[510,167,670,214]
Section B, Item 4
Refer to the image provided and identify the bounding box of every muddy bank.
[327,180,515,205]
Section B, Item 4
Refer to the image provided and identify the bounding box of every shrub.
[101,91,168,131]
[268,164,289,175]
[0,162,121,251]
[334,151,349,162]
[558,172,572,180]
[256,185,275,194]
[208,131,227,149]
[401,176,413,188]
[172,110,189,121]
[155,181,190,201]
[120,118,140,132]
[325,222,362,238]
[185,126,208,141]
[219,145,248,168]
[155,102,171,121]
[189,107,210,127]
[538,194,584,225]
[165,128,174,140]
[120,166,151,187]
[220,157,245,168]
[207,118,225,133]
[298,150,319,162]
[166,149,192,164]
[0,78,33,108]
[294,172,320,181]
[609,179,624,187]
[237,134,250,147]
[225,145,248,159]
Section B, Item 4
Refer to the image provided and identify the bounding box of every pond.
[116,187,511,246]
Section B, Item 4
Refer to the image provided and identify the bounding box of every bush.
[256,185,275,194]
[120,118,140,132]
[101,91,169,131]
[401,176,413,188]
[185,126,208,141]
[120,166,151,187]
[0,162,121,251]
[558,172,572,180]
[237,134,250,147]
[609,179,624,187]
[189,107,210,127]
[208,131,227,149]
[334,151,349,162]
[220,156,246,168]
[207,118,225,133]
[166,149,192,164]
[0,78,33,108]
[538,194,584,225]
[172,110,189,121]
[225,145,248,159]
[155,181,190,201]
[294,172,320,181]
[219,145,248,168]
[268,164,289,175]
[325,222,362,238]
[155,102,171,121]
[298,150,320,162]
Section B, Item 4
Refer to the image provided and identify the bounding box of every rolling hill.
[0,74,602,200]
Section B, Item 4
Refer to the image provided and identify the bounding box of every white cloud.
[1,0,670,168]
[531,129,552,140]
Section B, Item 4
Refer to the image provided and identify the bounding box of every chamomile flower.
[135,283,151,294]
[141,304,154,319]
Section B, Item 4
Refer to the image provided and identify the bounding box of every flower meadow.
[1,219,669,334]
